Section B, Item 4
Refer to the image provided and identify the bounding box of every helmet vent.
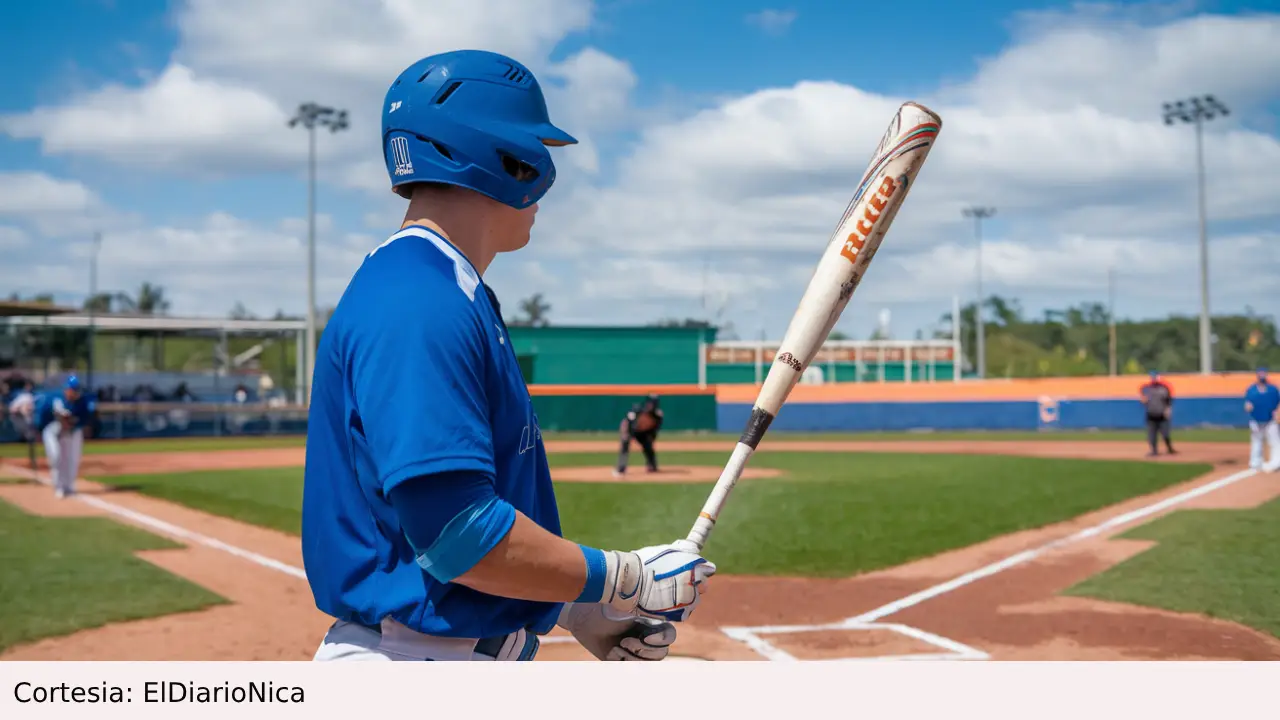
[414,134,454,161]
[415,64,437,84]
[500,63,531,85]
[435,81,462,104]
[429,140,453,160]
[499,151,540,183]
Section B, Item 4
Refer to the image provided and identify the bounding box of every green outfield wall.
[507,326,716,385]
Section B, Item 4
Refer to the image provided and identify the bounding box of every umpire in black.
[614,393,664,477]
[1139,370,1176,456]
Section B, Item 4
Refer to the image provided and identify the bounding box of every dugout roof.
[0,312,306,333]
[0,300,77,317]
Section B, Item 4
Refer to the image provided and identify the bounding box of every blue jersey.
[302,225,563,639]
[35,392,96,429]
[1246,382,1280,424]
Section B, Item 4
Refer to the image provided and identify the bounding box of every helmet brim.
[537,123,578,147]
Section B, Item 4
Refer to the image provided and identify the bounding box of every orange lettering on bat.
[840,176,899,264]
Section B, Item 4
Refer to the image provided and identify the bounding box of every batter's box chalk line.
[720,622,988,662]
[721,466,1260,662]
[3,463,1260,662]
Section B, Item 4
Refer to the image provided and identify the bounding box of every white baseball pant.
[312,618,539,661]
[42,422,84,496]
[1248,419,1280,472]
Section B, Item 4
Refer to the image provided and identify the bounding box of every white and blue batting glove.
[576,541,716,622]
[557,603,677,661]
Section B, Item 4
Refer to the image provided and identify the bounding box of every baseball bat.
[683,102,943,553]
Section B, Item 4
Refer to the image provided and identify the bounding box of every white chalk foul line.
[720,628,796,661]
[76,494,308,580]
[725,465,1262,657]
[2,462,308,580]
[849,465,1259,624]
[720,622,987,662]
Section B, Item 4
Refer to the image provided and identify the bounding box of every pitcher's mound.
[555,465,784,484]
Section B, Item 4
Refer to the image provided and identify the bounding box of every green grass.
[99,468,306,534]
[548,428,1249,443]
[0,435,307,459]
[1065,496,1280,638]
[94,452,1211,577]
[0,499,225,651]
[0,426,1247,460]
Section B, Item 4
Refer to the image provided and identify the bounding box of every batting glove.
[578,541,715,622]
[557,603,677,661]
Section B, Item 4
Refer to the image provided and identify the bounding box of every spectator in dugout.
[1139,370,1176,457]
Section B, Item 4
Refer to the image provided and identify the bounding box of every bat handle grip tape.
[683,442,754,552]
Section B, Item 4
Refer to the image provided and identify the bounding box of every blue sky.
[1,0,1278,343]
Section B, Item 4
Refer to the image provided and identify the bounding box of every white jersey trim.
[366,226,481,302]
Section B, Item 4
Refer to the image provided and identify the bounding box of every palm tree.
[515,293,551,327]
[134,282,170,315]
[84,292,136,313]
[229,302,256,320]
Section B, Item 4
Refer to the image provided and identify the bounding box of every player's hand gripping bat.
[681,102,943,553]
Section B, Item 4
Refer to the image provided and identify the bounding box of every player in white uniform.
[6,379,38,470]
[6,381,36,433]
[1244,367,1280,472]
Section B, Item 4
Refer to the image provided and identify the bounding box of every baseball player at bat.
[1245,366,1280,472]
[302,50,715,663]
[35,376,95,498]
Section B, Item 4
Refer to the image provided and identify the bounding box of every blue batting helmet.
[381,49,577,209]
[65,375,81,391]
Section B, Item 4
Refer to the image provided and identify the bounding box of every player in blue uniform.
[35,376,96,498]
[302,50,717,662]
[1245,366,1280,472]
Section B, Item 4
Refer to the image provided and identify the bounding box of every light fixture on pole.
[962,206,995,379]
[288,102,349,406]
[1162,94,1228,375]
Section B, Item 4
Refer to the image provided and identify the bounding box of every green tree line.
[935,295,1280,377]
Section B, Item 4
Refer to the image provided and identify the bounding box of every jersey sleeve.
[352,291,496,493]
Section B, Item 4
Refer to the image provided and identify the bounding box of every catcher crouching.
[614,393,663,477]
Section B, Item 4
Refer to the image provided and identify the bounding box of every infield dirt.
[3,438,1277,661]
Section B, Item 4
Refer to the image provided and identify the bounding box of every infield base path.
[3,437,1276,661]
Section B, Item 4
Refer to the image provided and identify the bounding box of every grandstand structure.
[707,337,961,384]
[1,302,306,401]
[1,301,308,441]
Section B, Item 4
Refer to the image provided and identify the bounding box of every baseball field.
[1,429,1278,661]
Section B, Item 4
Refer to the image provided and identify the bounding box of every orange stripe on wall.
[526,384,715,396]
[712,373,1259,403]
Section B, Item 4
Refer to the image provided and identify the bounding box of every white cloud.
[0,172,101,216]
[1,66,293,174]
[0,171,134,239]
[745,9,797,35]
[3,4,1279,340]
[0,0,621,185]
[960,9,1280,119]
[0,211,368,317]
[526,10,1280,336]
[0,226,30,250]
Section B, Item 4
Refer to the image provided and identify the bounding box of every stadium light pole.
[1108,265,1117,377]
[962,206,995,379]
[288,102,349,406]
[86,231,103,391]
[1163,94,1229,375]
